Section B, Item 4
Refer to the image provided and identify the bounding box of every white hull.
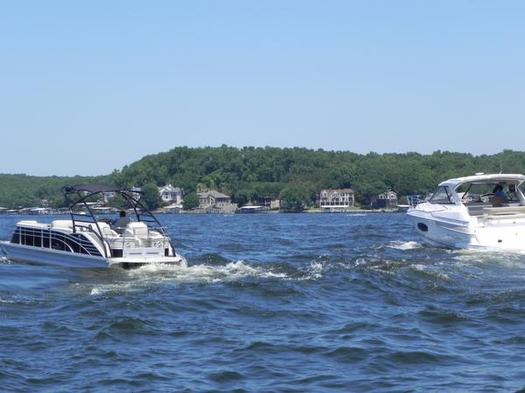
[408,207,525,252]
[0,241,186,268]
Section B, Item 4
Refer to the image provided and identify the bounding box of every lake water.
[1,213,525,392]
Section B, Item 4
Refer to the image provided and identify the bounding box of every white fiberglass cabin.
[407,173,525,251]
[0,185,186,268]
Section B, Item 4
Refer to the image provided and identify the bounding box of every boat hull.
[407,214,473,249]
[407,211,525,251]
[0,241,186,268]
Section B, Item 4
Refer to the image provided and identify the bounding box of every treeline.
[0,174,110,209]
[113,146,525,208]
[2,147,525,209]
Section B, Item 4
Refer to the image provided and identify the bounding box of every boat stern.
[107,251,187,268]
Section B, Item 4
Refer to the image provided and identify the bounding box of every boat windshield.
[429,186,454,204]
[456,182,521,204]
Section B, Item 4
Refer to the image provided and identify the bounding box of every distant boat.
[237,205,267,214]
[407,173,525,251]
[0,185,186,268]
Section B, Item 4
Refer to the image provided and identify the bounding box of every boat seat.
[484,213,525,220]
[124,222,149,237]
[91,222,118,238]
[483,205,525,216]
[17,220,49,229]
[51,220,73,231]
[467,204,486,216]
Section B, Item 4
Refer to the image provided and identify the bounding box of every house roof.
[159,184,182,193]
[198,190,230,199]
[320,188,354,193]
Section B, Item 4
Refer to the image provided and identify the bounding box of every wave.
[387,241,422,250]
[452,249,525,270]
[85,257,341,296]
[0,255,12,264]
[88,261,291,296]
[131,260,288,280]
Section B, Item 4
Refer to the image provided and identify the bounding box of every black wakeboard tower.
[62,185,170,253]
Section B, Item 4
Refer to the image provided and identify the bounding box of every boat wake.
[387,240,423,250]
[130,260,288,282]
[452,249,525,269]
[86,259,329,296]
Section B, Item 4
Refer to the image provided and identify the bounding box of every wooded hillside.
[2,147,525,208]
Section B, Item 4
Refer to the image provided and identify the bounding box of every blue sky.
[1,1,524,175]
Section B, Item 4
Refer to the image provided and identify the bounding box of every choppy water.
[1,213,525,392]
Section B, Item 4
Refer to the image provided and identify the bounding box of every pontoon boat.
[0,185,186,268]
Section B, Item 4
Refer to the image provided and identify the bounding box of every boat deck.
[466,203,525,217]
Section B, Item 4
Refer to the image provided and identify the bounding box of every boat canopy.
[61,184,169,257]
[439,174,525,190]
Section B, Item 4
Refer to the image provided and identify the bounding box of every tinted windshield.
[456,182,521,203]
[429,186,453,204]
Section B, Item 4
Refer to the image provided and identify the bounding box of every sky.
[0,1,524,176]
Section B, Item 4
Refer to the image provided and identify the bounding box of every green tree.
[141,183,162,210]
[107,194,127,209]
[4,147,525,209]
[279,183,313,212]
[182,192,199,210]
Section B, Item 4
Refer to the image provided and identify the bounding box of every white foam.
[410,263,450,280]
[86,260,333,296]
[132,260,286,281]
[88,281,137,296]
[453,249,525,269]
[90,287,103,296]
[303,260,325,279]
[387,241,422,250]
[86,261,290,296]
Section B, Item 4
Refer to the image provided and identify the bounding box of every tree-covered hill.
[113,146,525,206]
[0,174,110,208]
[2,147,525,208]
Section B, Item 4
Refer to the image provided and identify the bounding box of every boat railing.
[407,195,427,207]
[63,185,175,257]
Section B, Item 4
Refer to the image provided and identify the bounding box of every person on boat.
[492,184,508,207]
[112,210,131,232]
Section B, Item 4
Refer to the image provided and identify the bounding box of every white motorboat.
[407,173,525,251]
[0,185,186,268]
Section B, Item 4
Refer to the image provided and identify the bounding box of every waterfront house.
[319,188,355,211]
[130,186,142,199]
[371,190,398,209]
[102,191,116,204]
[198,190,231,208]
[270,199,281,210]
[197,190,238,213]
[158,184,183,204]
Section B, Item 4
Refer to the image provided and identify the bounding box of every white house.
[319,188,355,211]
[158,184,183,204]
